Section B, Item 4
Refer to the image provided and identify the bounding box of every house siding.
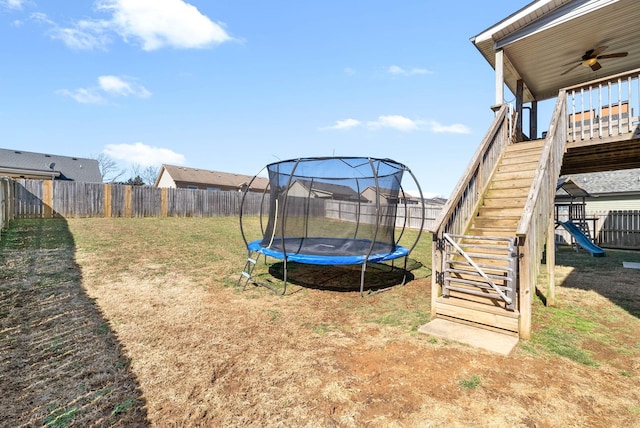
[586,195,640,213]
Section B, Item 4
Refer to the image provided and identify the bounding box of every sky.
[0,0,533,197]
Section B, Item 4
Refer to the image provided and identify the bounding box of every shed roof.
[0,147,102,182]
[160,164,269,191]
[557,176,591,198]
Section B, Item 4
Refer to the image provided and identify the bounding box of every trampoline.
[238,157,425,295]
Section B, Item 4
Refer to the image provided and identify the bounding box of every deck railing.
[565,68,640,142]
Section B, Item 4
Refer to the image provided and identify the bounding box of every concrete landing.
[418,318,519,356]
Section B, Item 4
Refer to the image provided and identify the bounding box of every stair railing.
[515,90,568,337]
[430,104,511,315]
[430,104,510,238]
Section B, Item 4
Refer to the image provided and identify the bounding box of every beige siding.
[156,169,177,188]
[586,196,640,214]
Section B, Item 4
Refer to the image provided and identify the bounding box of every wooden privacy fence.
[9,179,267,219]
[4,179,440,230]
[595,210,640,249]
[1,177,14,235]
[325,200,441,231]
[555,209,640,250]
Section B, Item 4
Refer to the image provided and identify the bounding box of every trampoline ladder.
[238,250,260,290]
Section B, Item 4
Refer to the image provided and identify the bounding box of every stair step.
[434,298,519,334]
[473,222,519,232]
[478,207,524,217]
[468,228,517,237]
[504,140,545,151]
[495,161,539,174]
[500,154,542,165]
[482,197,528,208]
[492,170,537,181]
[490,178,534,190]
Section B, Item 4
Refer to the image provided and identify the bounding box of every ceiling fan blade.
[591,46,608,57]
[561,62,582,76]
[598,52,628,59]
[590,61,602,72]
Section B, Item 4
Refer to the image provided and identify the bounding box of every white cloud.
[321,118,361,131]
[99,75,151,98]
[58,75,151,104]
[323,115,470,135]
[96,0,232,50]
[32,12,111,50]
[55,88,106,105]
[52,20,110,50]
[367,115,421,132]
[104,142,185,166]
[34,0,232,51]
[1,0,25,10]
[428,121,471,134]
[388,65,432,76]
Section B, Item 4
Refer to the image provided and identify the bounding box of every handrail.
[431,104,509,236]
[563,67,640,92]
[516,90,567,236]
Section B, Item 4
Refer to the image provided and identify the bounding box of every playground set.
[555,177,605,257]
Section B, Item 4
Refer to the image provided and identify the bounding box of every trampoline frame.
[238,156,425,296]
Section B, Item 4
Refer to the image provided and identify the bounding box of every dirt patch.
[2,218,639,427]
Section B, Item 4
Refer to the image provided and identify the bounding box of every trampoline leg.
[281,258,288,296]
[360,263,367,297]
[401,256,408,286]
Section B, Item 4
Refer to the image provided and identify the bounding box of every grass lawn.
[1,217,639,427]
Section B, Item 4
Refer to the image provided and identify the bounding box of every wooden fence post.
[104,184,112,218]
[124,185,132,217]
[161,188,168,217]
[43,180,53,218]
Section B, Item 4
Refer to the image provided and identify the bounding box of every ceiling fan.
[560,46,628,75]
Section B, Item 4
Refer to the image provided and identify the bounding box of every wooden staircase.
[434,139,546,336]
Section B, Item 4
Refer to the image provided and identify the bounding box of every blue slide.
[560,221,606,257]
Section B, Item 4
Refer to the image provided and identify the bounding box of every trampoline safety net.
[260,157,405,257]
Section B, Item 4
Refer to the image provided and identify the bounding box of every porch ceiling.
[472,0,640,102]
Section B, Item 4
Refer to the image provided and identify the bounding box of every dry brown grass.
[1,217,639,427]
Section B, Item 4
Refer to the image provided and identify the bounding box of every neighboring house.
[0,147,102,182]
[360,186,423,205]
[155,164,269,192]
[286,179,363,201]
[557,168,640,212]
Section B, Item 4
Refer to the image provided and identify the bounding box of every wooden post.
[43,179,53,218]
[516,79,524,141]
[518,242,532,339]
[430,235,442,319]
[124,185,132,217]
[104,184,112,218]
[531,100,538,139]
[161,187,168,217]
[495,49,504,108]
[546,209,556,306]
